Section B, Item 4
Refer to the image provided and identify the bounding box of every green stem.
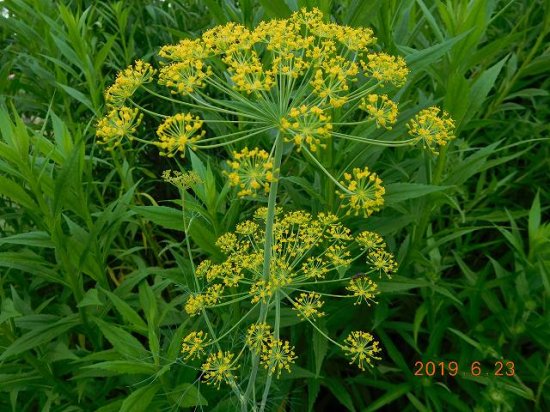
[242,133,284,411]
[259,294,280,412]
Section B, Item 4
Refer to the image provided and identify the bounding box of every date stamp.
[414,360,515,377]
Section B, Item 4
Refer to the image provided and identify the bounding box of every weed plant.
[0,1,548,411]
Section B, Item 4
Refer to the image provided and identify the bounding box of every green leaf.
[77,288,103,308]
[528,191,541,243]
[81,361,156,376]
[102,289,147,332]
[120,384,160,412]
[132,205,182,231]
[168,383,208,408]
[0,231,54,248]
[258,0,292,18]
[323,378,356,412]
[401,31,470,72]
[313,323,328,376]
[0,251,67,286]
[384,183,450,205]
[0,176,37,210]
[0,314,80,361]
[57,83,96,113]
[464,56,507,123]
[93,317,148,359]
[364,384,412,411]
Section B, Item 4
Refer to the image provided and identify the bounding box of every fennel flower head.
[181,209,394,386]
[96,7,455,215]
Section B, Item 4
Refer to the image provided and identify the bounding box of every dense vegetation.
[0,0,548,411]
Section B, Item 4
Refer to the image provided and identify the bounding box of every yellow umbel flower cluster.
[342,331,382,371]
[95,107,142,150]
[225,147,275,198]
[246,323,273,354]
[201,351,239,388]
[337,167,385,217]
[346,275,379,305]
[280,105,333,151]
[359,94,399,129]
[162,169,202,189]
[181,331,209,360]
[104,60,155,107]
[362,53,409,87]
[158,60,212,96]
[408,106,456,154]
[260,339,297,378]
[156,113,205,157]
[292,292,325,320]
[180,209,396,388]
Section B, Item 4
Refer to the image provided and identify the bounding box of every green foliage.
[1,0,549,411]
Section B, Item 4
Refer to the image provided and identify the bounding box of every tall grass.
[1,0,548,411]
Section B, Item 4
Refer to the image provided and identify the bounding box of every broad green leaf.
[93,317,148,360]
[102,289,147,332]
[0,231,54,248]
[313,323,328,376]
[464,56,507,123]
[168,383,208,408]
[384,183,450,205]
[57,83,96,113]
[401,31,470,72]
[528,192,541,243]
[132,205,183,231]
[81,361,156,376]
[258,0,292,18]
[77,288,103,307]
[364,384,412,411]
[0,314,80,361]
[0,251,67,286]
[0,176,37,210]
[120,384,160,412]
[323,378,356,412]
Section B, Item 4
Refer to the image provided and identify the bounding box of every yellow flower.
[201,351,238,389]
[185,293,204,316]
[337,167,385,217]
[362,53,409,87]
[181,331,209,360]
[246,323,273,353]
[367,249,398,277]
[225,50,275,93]
[334,25,376,51]
[342,331,382,371]
[216,232,240,254]
[158,60,212,95]
[310,57,359,108]
[280,105,333,151]
[202,22,254,54]
[300,256,329,280]
[96,107,142,150]
[161,170,202,189]
[105,60,155,107]
[261,339,297,377]
[159,38,211,63]
[195,259,212,278]
[408,106,455,154]
[225,147,275,198]
[156,113,205,158]
[326,244,352,267]
[204,283,225,306]
[250,279,273,304]
[359,94,398,129]
[292,292,325,320]
[356,231,386,251]
[346,275,379,305]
